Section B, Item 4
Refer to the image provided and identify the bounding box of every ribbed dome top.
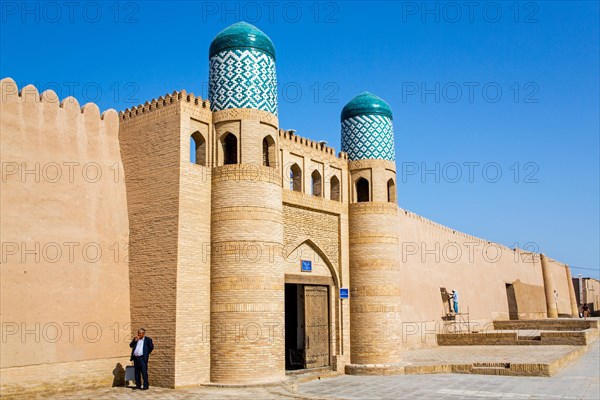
[341,92,393,121]
[209,22,276,59]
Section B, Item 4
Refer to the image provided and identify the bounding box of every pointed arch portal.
[283,238,338,372]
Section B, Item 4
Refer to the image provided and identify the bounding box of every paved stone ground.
[300,339,600,399]
[37,340,599,399]
[39,385,291,399]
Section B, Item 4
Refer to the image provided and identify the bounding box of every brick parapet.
[119,89,210,121]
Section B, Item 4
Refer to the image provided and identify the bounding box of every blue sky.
[1,1,598,278]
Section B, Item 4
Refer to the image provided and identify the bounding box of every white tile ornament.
[341,114,395,161]
[209,48,278,115]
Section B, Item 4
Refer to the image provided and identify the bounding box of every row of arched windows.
[190,132,396,203]
[289,164,341,201]
[190,132,276,167]
[355,177,396,203]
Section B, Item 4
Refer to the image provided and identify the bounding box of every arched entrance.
[283,239,339,371]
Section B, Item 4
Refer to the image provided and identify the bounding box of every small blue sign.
[339,288,349,299]
[301,260,312,272]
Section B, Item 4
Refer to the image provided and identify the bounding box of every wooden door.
[303,285,330,368]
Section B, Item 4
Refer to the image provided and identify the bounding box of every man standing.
[452,290,459,314]
[129,328,154,390]
[582,303,590,320]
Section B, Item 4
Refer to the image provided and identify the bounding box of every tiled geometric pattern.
[341,114,395,161]
[209,49,278,115]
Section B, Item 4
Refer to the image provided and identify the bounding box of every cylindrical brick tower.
[540,254,558,318]
[208,22,284,384]
[342,92,404,374]
[565,265,579,317]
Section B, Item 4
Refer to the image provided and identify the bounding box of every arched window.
[190,131,206,166]
[290,163,302,192]
[330,176,340,201]
[387,178,396,203]
[311,170,322,197]
[262,135,275,167]
[222,133,238,165]
[356,178,370,202]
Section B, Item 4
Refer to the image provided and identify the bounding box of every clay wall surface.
[0,78,131,395]
[397,209,548,349]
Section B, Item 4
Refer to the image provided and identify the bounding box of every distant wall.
[0,78,131,395]
[397,209,548,349]
[544,257,574,316]
[585,278,600,314]
[573,277,600,314]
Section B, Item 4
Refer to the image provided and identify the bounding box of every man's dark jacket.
[129,336,154,362]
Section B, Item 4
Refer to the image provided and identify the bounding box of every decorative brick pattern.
[348,159,396,172]
[282,204,340,271]
[213,107,278,126]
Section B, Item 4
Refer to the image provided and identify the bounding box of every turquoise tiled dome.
[209,21,276,60]
[208,22,278,115]
[341,92,393,122]
[341,92,395,161]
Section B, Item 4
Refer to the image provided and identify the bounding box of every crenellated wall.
[0,78,131,396]
[396,208,576,349]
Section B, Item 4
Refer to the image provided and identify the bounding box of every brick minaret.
[342,92,404,374]
[208,22,285,384]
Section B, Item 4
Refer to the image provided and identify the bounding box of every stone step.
[517,339,544,345]
[518,335,541,341]
[494,319,598,331]
[472,362,511,369]
[286,367,339,384]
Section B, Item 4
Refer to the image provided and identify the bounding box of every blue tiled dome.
[208,22,278,115]
[341,92,393,122]
[341,92,395,161]
[209,21,276,60]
